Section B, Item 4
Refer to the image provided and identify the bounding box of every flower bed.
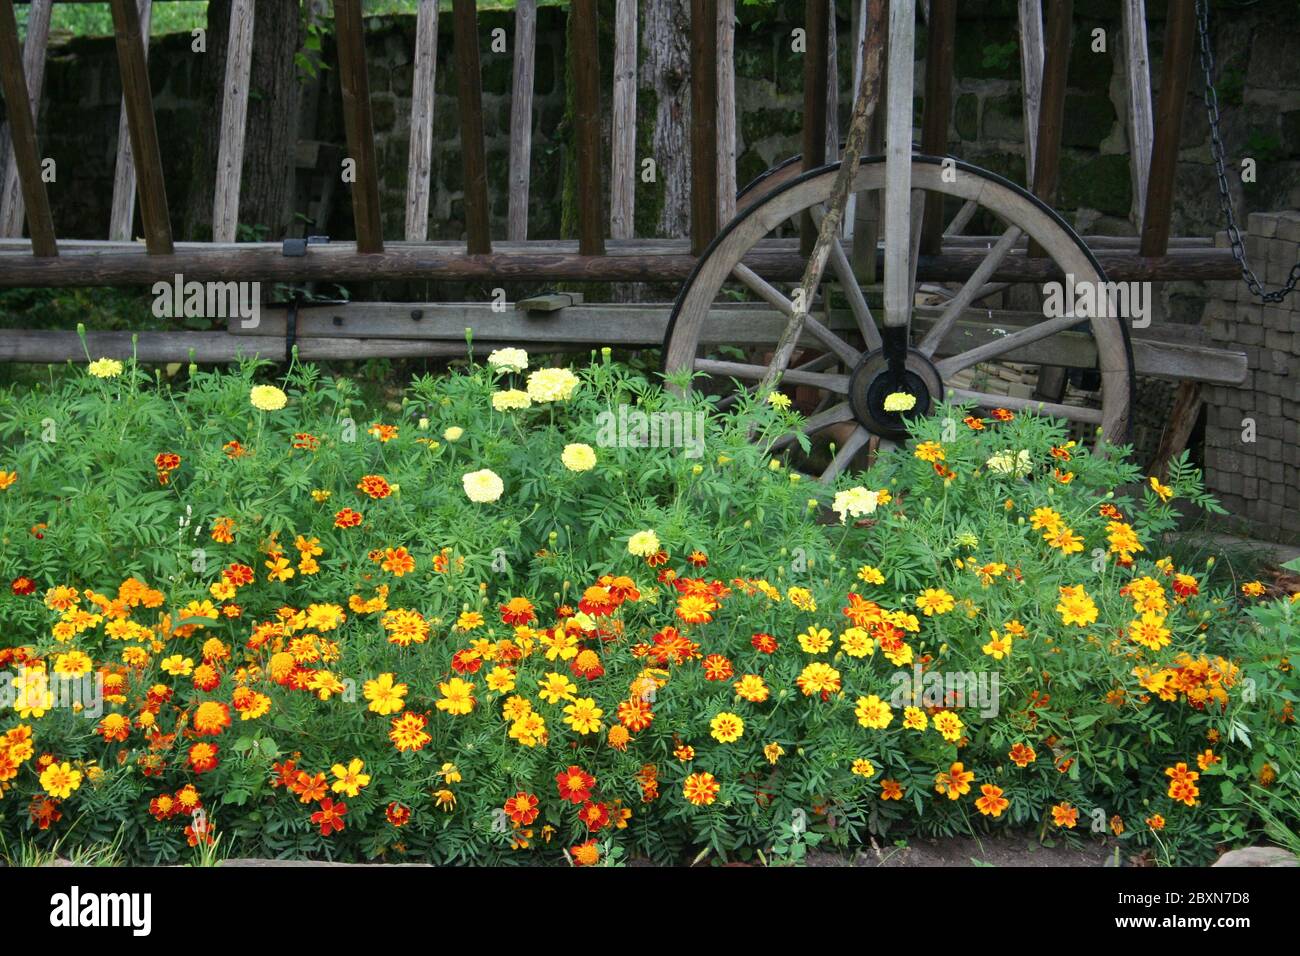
[0,351,1295,866]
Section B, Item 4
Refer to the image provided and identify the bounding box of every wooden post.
[1140,0,1194,257]
[882,0,914,328]
[506,0,534,241]
[571,0,604,256]
[453,0,491,254]
[920,0,955,256]
[0,0,51,239]
[609,0,636,239]
[405,0,439,241]
[1148,380,1204,478]
[109,0,172,253]
[108,0,149,242]
[800,0,829,255]
[690,0,719,256]
[335,0,384,253]
[716,0,736,228]
[1121,0,1153,226]
[211,0,254,243]
[1027,0,1070,259]
[1017,0,1044,183]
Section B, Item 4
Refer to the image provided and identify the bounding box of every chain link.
[1195,0,1300,302]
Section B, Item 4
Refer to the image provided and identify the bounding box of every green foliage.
[0,355,1294,866]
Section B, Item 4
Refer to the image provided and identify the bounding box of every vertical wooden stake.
[690,0,719,256]
[212,0,254,243]
[1140,0,1194,258]
[882,0,915,328]
[920,0,955,256]
[453,0,492,254]
[1027,0,1071,259]
[801,0,829,255]
[715,0,736,228]
[405,0,439,242]
[507,0,535,242]
[1017,0,1044,184]
[1121,0,1153,226]
[0,0,51,239]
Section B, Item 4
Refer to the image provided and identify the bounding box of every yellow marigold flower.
[561,443,597,472]
[363,673,408,715]
[855,695,893,730]
[934,762,974,800]
[933,710,964,742]
[916,587,955,616]
[249,384,288,411]
[840,626,875,658]
[330,758,371,797]
[442,426,464,442]
[982,629,1013,660]
[1149,476,1174,502]
[563,697,604,734]
[857,564,885,586]
[627,529,661,556]
[462,469,504,503]
[487,347,529,372]
[914,441,945,463]
[88,357,124,379]
[883,391,916,412]
[525,367,580,403]
[538,672,578,705]
[798,626,832,654]
[709,711,744,743]
[40,761,82,799]
[902,706,928,731]
[436,678,476,715]
[851,758,876,778]
[764,742,785,765]
[491,389,532,411]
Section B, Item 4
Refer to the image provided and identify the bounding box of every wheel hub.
[848,348,944,440]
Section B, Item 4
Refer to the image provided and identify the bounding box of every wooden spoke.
[694,358,849,393]
[820,424,872,483]
[935,310,1086,378]
[946,387,1103,424]
[771,401,854,451]
[716,351,842,412]
[943,197,979,237]
[809,205,881,351]
[917,225,1023,356]
[732,263,862,367]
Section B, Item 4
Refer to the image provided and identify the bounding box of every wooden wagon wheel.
[663,156,1135,482]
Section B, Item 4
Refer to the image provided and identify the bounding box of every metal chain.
[1195,0,1300,302]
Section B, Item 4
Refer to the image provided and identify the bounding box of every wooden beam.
[0,0,50,239]
[453,0,491,254]
[0,0,55,255]
[571,0,604,256]
[609,0,636,239]
[1140,0,1194,257]
[108,0,149,241]
[506,0,534,241]
[335,0,384,253]
[800,0,828,255]
[211,0,253,244]
[1121,0,1153,225]
[920,0,955,256]
[0,241,1244,287]
[690,0,719,256]
[108,0,170,253]
[405,0,439,241]
[1017,0,1044,182]
[1027,0,1070,259]
[883,0,915,328]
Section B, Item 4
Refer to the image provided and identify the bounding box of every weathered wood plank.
[920,0,955,256]
[453,0,491,253]
[0,242,1244,286]
[506,0,535,241]
[800,0,829,256]
[609,0,636,239]
[1028,0,1070,259]
[1017,0,1044,181]
[716,0,736,228]
[1121,0,1153,225]
[335,0,384,253]
[405,0,439,241]
[571,0,604,255]
[108,0,149,241]
[1140,0,1194,257]
[882,0,915,328]
[211,0,253,243]
[690,0,719,256]
[1147,380,1204,477]
[108,0,170,253]
[0,0,51,239]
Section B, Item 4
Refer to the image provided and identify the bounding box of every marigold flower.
[249,385,288,411]
[682,771,720,806]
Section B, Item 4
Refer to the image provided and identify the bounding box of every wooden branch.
[0,0,50,239]
[1140,0,1195,257]
[405,0,439,241]
[690,0,719,256]
[453,0,491,254]
[506,0,534,241]
[572,0,604,256]
[108,0,171,254]
[211,0,253,243]
[335,0,384,253]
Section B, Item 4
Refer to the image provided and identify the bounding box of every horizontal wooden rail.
[0,239,1243,286]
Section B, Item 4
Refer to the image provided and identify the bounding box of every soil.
[806,831,1120,867]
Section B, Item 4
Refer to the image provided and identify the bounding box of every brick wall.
[1202,211,1300,545]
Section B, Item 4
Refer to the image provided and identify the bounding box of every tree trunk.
[641,0,692,239]
[182,0,302,241]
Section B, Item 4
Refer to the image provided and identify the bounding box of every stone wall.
[1202,210,1300,545]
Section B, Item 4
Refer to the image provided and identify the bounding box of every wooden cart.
[0,0,1248,480]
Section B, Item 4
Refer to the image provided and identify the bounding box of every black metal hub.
[848,346,945,441]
